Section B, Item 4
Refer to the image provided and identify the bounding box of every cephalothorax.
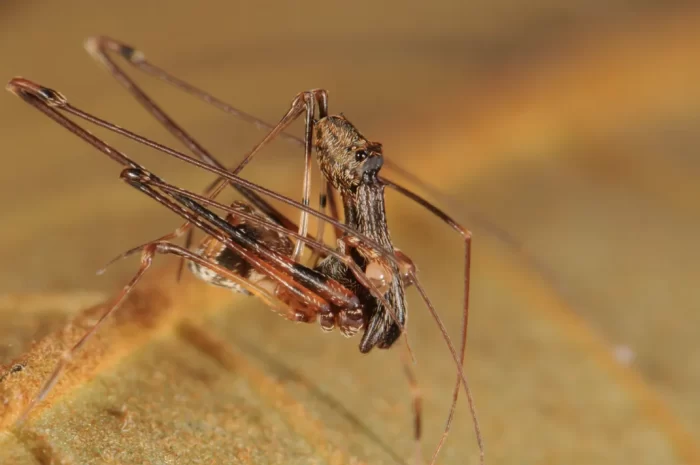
[6,36,483,465]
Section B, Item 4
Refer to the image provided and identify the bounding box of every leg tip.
[84,35,102,56]
[6,77,67,107]
[84,36,145,63]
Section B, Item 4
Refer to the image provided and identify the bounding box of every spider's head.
[314,115,383,192]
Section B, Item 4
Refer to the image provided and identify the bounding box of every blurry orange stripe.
[396,8,700,186]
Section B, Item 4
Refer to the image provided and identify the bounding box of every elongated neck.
[342,181,394,250]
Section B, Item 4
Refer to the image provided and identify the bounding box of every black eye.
[355,150,368,162]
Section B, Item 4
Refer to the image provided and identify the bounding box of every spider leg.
[84,36,293,229]
[6,78,400,269]
[134,172,412,339]
[85,37,332,262]
[380,178,483,465]
[15,236,311,426]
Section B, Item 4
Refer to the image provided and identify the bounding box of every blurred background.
[1,1,699,464]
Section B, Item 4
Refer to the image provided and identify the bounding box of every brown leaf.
[1,2,699,464]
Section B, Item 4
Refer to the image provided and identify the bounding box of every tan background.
[1,1,699,464]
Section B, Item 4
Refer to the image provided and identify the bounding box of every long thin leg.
[121,170,353,313]
[6,79,405,275]
[8,78,482,462]
[87,36,329,263]
[400,345,424,465]
[382,178,482,465]
[220,89,318,262]
[83,36,412,179]
[202,87,329,263]
[309,177,329,268]
[91,36,306,282]
[198,89,330,268]
[308,179,342,268]
[16,233,335,426]
[7,78,409,340]
[94,35,310,278]
[121,168,410,337]
[410,275,483,465]
[19,167,402,425]
[15,246,154,426]
[84,36,294,229]
[84,35,474,271]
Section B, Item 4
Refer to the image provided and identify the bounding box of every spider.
[7,36,483,465]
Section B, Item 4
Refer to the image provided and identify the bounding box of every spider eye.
[355,150,368,162]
